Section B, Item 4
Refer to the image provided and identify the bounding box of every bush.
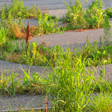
[0,0,41,19]
[105,5,112,18]
[63,0,107,30]
[85,0,105,29]
[0,27,8,46]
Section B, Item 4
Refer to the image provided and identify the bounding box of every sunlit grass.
[0,0,112,111]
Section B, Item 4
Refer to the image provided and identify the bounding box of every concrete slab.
[0,0,112,10]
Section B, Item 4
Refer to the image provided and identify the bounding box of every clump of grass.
[105,4,112,18]
[0,67,46,96]
[81,14,112,67]
[0,0,60,40]
[0,47,112,112]
[0,12,60,39]
[1,36,112,68]
[0,0,58,20]
[0,5,26,39]
[82,41,112,67]
[1,0,112,111]
[0,42,62,66]
[103,15,111,46]
[83,93,112,112]
[44,47,112,112]
[0,27,9,46]
[8,21,26,39]
[62,0,86,30]
[1,0,109,40]
[1,44,112,95]
[37,13,61,35]
[0,0,41,19]
[62,0,107,30]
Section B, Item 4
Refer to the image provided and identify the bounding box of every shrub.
[85,0,105,29]
[0,27,8,46]
[63,0,87,30]
[63,0,107,30]
[0,0,41,19]
[105,4,112,18]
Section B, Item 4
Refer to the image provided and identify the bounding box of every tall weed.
[63,0,87,30]
[103,15,111,46]
[63,0,106,30]
[85,0,104,29]
[45,48,96,111]
[0,27,8,46]
[37,14,61,34]
[0,0,40,19]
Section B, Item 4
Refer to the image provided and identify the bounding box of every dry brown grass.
[29,25,44,37]
[8,23,26,39]
[4,52,23,63]
[8,23,44,39]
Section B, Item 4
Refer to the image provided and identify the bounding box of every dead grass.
[8,23,26,39]
[7,23,45,39]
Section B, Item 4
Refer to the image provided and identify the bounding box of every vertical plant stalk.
[26,22,30,50]
[45,96,48,112]
[103,15,111,46]
[42,99,45,111]
[42,97,48,112]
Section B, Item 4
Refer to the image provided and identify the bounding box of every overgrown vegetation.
[0,14,111,68]
[1,38,112,68]
[1,46,112,112]
[0,0,41,19]
[0,0,111,40]
[1,0,112,111]
[0,0,60,39]
[105,4,112,18]
[0,0,111,67]
[62,0,106,30]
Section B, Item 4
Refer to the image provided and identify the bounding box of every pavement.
[1,0,112,111]
[0,0,112,10]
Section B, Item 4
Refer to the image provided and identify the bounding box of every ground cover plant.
[0,0,60,40]
[105,4,112,18]
[0,0,111,67]
[0,0,111,40]
[61,0,108,30]
[0,15,111,68]
[0,0,58,20]
[1,38,112,68]
[0,0,112,93]
[1,0,112,111]
[0,10,61,39]
[0,0,42,19]
[1,47,112,112]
